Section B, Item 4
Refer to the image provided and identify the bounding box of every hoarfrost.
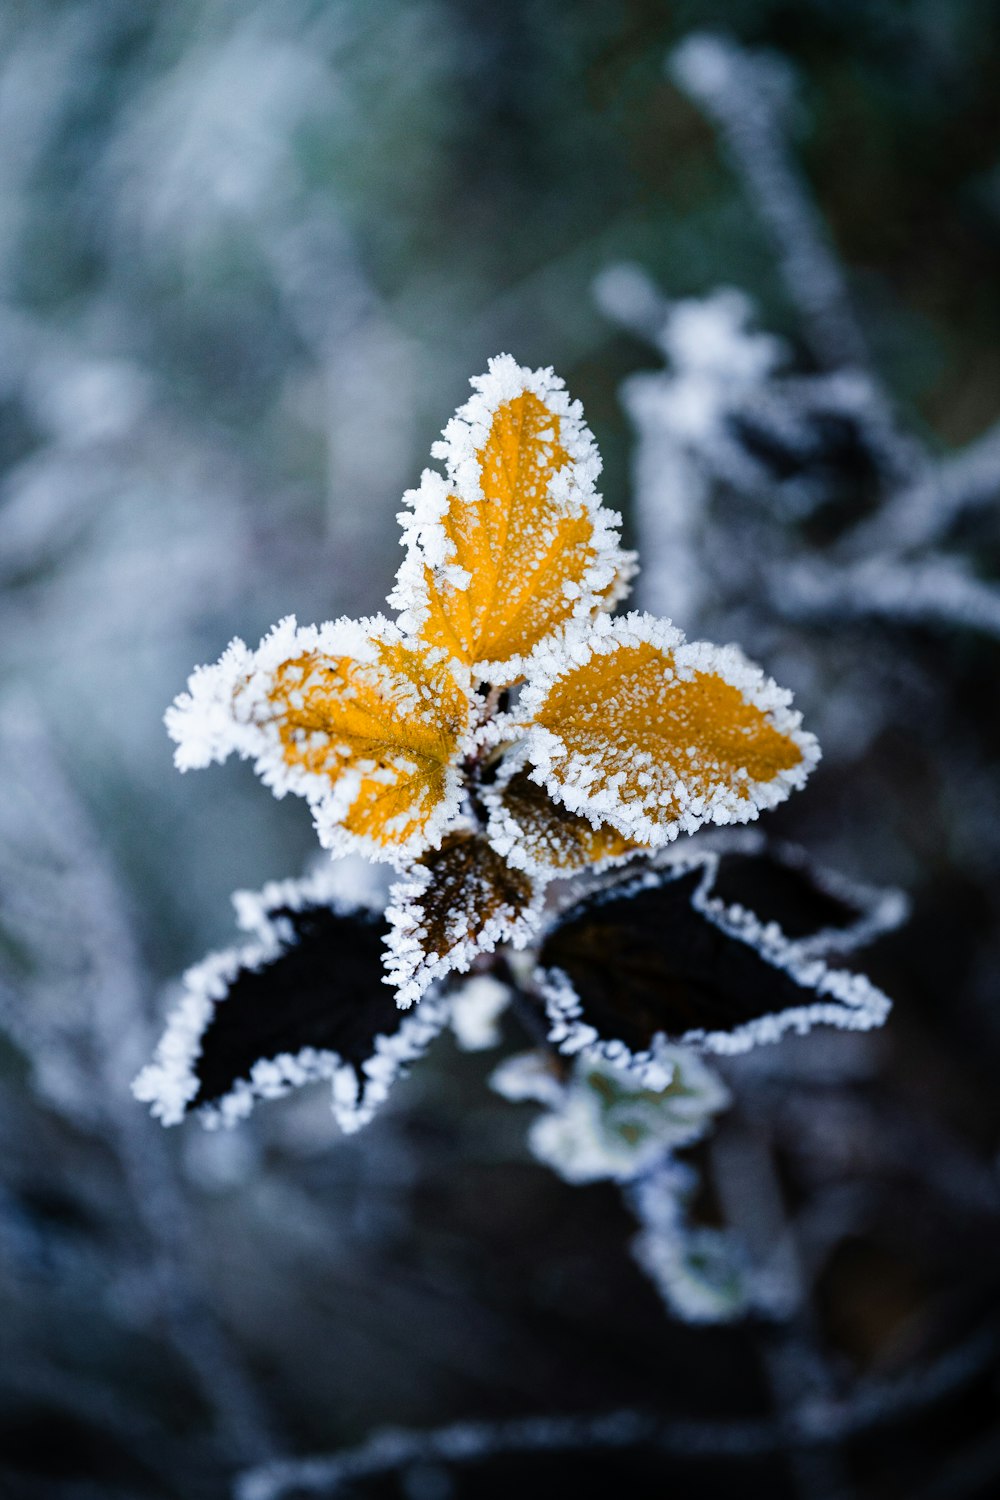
[166,613,474,866]
[383,833,542,1007]
[134,874,449,1133]
[535,855,893,1076]
[518,612,819,847]
[629,1164,750,1324]
[501,1049,730,1186]
[449,976,512,1052]
[389,353,635,679]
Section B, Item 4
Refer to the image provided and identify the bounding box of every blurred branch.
[0,704,278,1466]
[669,34,868,372]
[235,1323,997,1500]
[770,556,1000,641]
[710,1122,853,1500]
[846,418,1000,558]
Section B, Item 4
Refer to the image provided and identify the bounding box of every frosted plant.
[629,1161,750,1325]
[449,974,513,1052]
[492,1051,744,1323]
[603,269,1000,649]
[594,272,786,626]
[603,34,1000,670]
[136,356,899,1317]
[491,1046,729,1185]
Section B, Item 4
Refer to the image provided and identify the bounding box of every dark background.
[1,2,999,1496]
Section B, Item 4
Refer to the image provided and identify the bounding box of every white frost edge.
[481,745,649,881]
[490,1049,568,1109]
[382,834,546,1008]
[501,1047,730,1186]
[628,1163,750,1325]
[696,826,910,958]
[534,858,892,1077]
[387,353,635,677]
[132,880,449,1133]
[165,612,474,867]
[517,610,821,846]
[230,856,385,938]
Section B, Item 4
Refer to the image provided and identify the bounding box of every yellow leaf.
[519,613,819,846]
[390,356,631,682]
[385,829,538,1005]
[166,616,475,863]
[486,767,647,877]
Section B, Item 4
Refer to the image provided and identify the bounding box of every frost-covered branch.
[235,1325,997,1500]
[602,267,999,654]
[669,34,868,371]
[772,556,1000,641]
[236,1409,776,1500]
[847,416,1000,556]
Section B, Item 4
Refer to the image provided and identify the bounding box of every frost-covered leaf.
[498,1047,730,1185]
[490,1049,568,1108]
[384,830,540,1007]
[390,355,634,682]
[707,834,908,956]
[535,860,891,1078]
[629,1163,750,1324]
[484,766,647,877]
[165,614,475,864]
[132,870,447,1133]
[519,612,818,846]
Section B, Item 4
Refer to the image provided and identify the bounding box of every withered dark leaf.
[192,904,397,1108]
[134,887,448,1132]
[710,848,859,939]
[708,838,907,954]
[536,863,891,1072]
[485,767,645,876]
[385,830,538,1006]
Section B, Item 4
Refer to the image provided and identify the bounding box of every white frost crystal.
[494,1046,730,1185]
[449,976,513,1052]
[630,1164,749,1324]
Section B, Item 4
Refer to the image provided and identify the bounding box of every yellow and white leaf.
[165,614,475,864]
[389,354,634,683]
[384,828,540,1006]
[485,766,648,878]
[517,612,819,846]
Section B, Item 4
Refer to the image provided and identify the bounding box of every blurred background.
[1,1,1000,1496]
